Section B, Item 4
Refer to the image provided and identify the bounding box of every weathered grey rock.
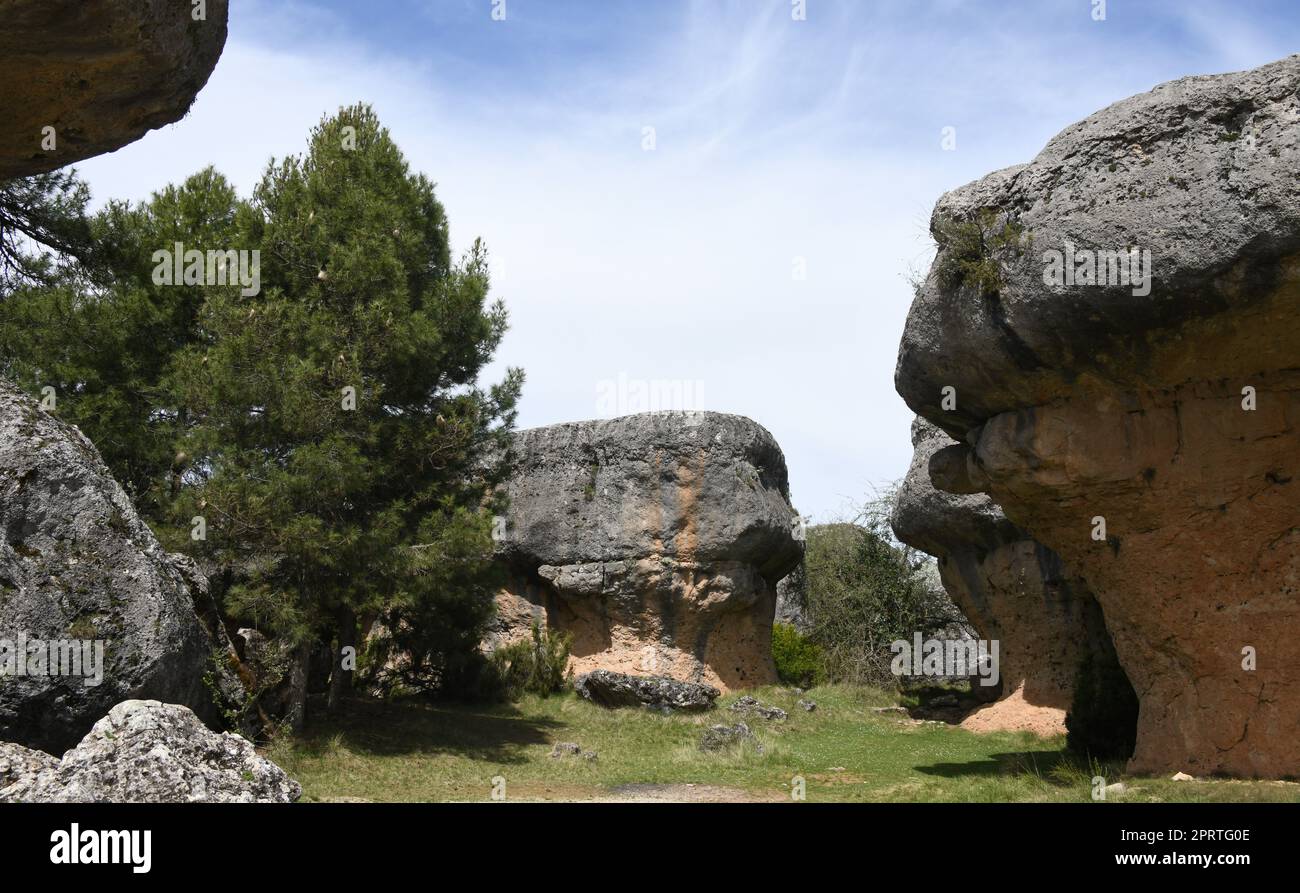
[891,417,1128,736]
[574,670,719,712]
[895,54,1300,776]
[0,0,229,178]
[774,559,810,633]
[0,379,212,752]
[699,722,762,753]
[897,53,1300,432]
[0,740,57,793]
[493,411,803,690]
[797,698,817,712]
[0,700,300,803]
[729,695,787,721]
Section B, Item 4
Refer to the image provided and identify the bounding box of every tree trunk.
[328,606,357,713]
[285,642,311,735]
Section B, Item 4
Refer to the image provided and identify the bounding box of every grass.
[266,685,1300,803]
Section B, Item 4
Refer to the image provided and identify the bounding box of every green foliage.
[489,623,572,700]
[771,622,822,688]
[932,208,1027,296]
[158,105,523,709]
[0,170,94,291]
[804,490,964,687]
[0,167,244,518]
[1066,647,1139,761]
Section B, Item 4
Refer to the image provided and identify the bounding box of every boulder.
[891,417,1131,738]
[493,411,803,690]
[774,560,810,633]
[0,0,229,178]
[0,380,212,752]
[699,722,762,753]
[729,695,788,722]
[895,54,1300,775]
[574,670,719,712]
[0,700,300,803]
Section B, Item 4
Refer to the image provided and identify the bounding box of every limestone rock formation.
[0,700,300,803]
[892,418,1127,737]
[896,54,1300,776]
[0,380,212,752]
[0,0,229,178]
[493,411,803,690]
[574,670,720,712]
[774,560,810,633]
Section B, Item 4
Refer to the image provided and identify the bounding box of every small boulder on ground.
[699,722,763,754]
[550,742,597,762]
[729,695,788,721]
[0,700,301,803]
[574,670,719,712]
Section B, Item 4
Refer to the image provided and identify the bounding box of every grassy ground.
[267,685,1300,803]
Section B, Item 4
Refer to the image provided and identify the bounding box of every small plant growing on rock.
[932,208,1028,296]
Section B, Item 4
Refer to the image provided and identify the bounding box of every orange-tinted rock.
[896,55,1300,776]
[0,0,229,178]
[492,412,803,691]
[892,419,1119,737]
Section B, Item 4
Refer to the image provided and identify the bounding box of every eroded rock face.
[892,418,1122,737]
[896,55,1300,775]
[494,411,802,690]
[0,0,229,179]
[0,700,300,803]
[0,380,212,752]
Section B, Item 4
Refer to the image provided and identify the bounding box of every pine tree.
[0,167,242,518]
[169,104,522,727]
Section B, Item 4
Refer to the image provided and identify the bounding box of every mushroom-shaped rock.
[896,54,1300,776]
[892,418,1131,738]
[493,411,803,690]
[0,0,229,178]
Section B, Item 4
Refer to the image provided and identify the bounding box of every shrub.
[490,623,572,699]
[772,622,822,688]
[803,489,969,687]
[932,208,1027,296]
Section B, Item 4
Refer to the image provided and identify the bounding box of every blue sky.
[76,0,1300,521]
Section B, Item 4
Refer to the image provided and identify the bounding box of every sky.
[74,0,1300,522]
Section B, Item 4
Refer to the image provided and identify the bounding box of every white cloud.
[70,0,1297,521]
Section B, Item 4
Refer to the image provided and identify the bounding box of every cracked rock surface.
[492,412,802,690]
[896,54,1300,776]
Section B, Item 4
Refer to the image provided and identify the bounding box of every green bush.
[803,492,965,687]
[772,622,822,688]
[490,623,572,700]
[932,208,1028,296]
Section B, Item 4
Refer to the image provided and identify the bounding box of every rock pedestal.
[493,411,803,691]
